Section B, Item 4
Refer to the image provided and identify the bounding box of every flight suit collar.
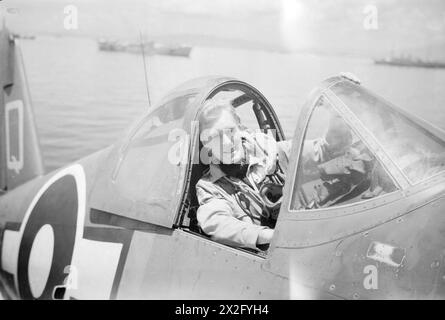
[208,164,227,183]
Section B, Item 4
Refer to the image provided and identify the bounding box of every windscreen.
[332,82,445,184]
[291,96,397,210]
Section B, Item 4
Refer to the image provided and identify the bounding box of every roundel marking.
[14,164,86,299]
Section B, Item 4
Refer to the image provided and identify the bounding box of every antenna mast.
[139,30,151,108]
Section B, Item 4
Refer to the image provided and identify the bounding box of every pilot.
[195,98,291,251]
[302,114,354,164]
[302,115,372,206]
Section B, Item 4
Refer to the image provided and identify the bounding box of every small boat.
[374,55,445,69]
[11,33,36,40]
[97,39,192,57]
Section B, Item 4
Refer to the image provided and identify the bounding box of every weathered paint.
[0,23,444,299]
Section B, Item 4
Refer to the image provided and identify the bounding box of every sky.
[1,0,445,58]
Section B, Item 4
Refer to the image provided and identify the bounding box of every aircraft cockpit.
[88,75,445,256]
[291,95,398,210]
[290,80,445,211]
[183,81,285,235]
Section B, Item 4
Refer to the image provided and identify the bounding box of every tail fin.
[0,24,44,193]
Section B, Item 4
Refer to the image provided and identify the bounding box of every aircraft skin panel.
[0,146,107,228]
[266,243,344,299]
[0,175,47,228]
[322,195,445,299]
[266,189,445,299]
[114,230,160,299]
[343,196,445,299]
[116,229,289,299]
[275,176,445,248]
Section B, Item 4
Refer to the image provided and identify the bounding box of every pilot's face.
[325,117,352,157]
[326,132,348,156]
[200,110,244,164]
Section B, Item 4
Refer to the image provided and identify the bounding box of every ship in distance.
[97,38,192,57]
[374,54,445,69]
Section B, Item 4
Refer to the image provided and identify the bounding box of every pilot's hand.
[257,228,274,246]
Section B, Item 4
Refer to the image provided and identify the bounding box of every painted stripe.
[1,230,20,275]
[66,238,123,300]
[82,225,134,299]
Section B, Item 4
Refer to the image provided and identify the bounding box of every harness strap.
[219,176,266,222]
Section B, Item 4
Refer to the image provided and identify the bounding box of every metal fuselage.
[0,26,444,300]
